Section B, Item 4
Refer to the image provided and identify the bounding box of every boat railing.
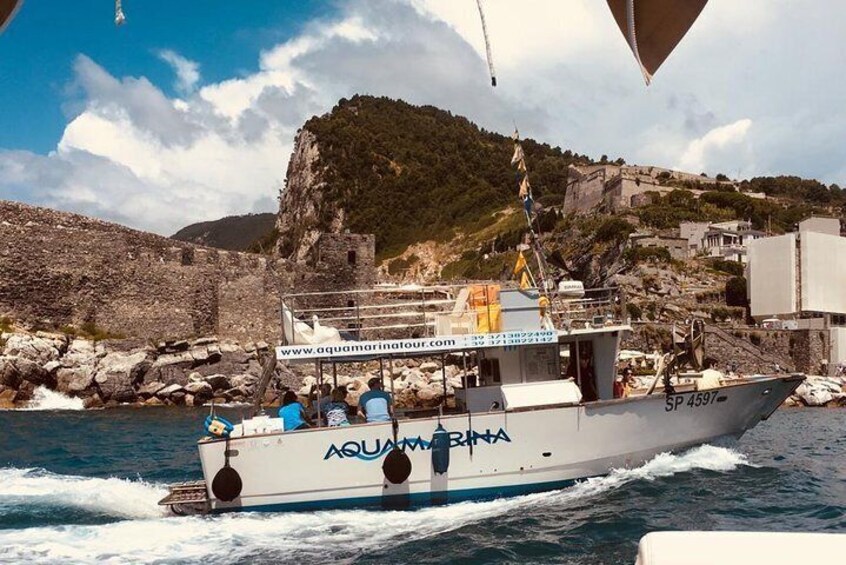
[280,284,623,343]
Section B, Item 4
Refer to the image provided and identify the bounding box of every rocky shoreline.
[2,330,844,411]
[0,331,465,410]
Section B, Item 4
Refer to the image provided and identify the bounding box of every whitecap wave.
[20,387,85,411]
[0,445,750,564]
[0,467,167,519]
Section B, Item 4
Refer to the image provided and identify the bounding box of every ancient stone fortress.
[563,164,723,214]
[0,200,376,342]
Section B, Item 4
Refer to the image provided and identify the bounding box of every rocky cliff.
[276,129,345,262]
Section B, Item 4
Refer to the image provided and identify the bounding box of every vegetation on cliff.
[297,95,597,258]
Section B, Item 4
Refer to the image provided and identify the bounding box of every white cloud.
[2,0,846,236]
[157,49,201,95]
[675,119,753,175]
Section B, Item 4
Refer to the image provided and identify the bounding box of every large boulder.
[231,374,258,389]
[56,367,95,395]
[0,387,16,408]
[0,356,55,388]
[203,374,230,391]
[62,339,98,368]
[2,334,60,364]
[147,351,194,385]
[419,361,440,373]
[138,381,167,397]
[185,380,213,402]
[157,383,184,400]
[795,381,833,407]
[416,383,443,405]
[94,351,150,402]
[276,363,301,390]
[0,356,22,389]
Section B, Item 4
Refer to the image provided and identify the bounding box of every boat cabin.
[276,284,629,417]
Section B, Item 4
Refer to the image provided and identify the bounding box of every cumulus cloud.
[1,0,845,234]
[675,119,753,176]
[157,49,201,95]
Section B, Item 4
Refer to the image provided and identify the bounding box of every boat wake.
[0,467,167,519]
[0,445,750,564]
[18,387,85,411]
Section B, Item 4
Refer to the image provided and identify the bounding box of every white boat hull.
[194,375,801,513]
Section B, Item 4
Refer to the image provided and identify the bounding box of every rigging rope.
[625,0,651,85]
[475,0,497,87]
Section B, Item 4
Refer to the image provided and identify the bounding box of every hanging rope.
[115,0,126,26]
[625,0,651,85]
[475,0,497,87]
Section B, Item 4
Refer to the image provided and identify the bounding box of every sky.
[0,0,845,235]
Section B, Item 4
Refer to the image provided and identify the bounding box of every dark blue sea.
[1,402,844,564]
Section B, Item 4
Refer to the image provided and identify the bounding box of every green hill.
[278,95,601,259]
[171,213,276,251]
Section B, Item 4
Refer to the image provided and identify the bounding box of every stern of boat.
[158,480,211,516]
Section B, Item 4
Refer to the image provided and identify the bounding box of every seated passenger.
[309,382,332,419]
[359,377,392,423]
[326,386,351,427]
[278,390,311,431]
[614,368,634,398]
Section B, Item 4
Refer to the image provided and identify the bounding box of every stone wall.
[0,201,375,342]
[622,323,828,375]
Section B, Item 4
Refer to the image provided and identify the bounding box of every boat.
[634,531,846,564]
[159,284,804,515]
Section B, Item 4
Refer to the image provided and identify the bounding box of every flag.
[513,251,527,276]
[519,175,530,199]
[520,271,531,290]
[510,143,525,166]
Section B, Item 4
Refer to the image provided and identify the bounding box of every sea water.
[0,406,843,564]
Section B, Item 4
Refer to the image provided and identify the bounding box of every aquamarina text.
[324,428,512,461]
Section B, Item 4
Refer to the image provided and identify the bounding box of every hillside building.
[680,220,766,263]
[747,217,846,372]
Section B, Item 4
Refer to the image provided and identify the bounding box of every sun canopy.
[607,0,708,84]
[0,0,23,35]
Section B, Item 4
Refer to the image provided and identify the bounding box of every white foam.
[20,387,85,411]
[0,445,750,564]
[0,467,167,519]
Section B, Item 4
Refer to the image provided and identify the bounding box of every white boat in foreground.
[159,285,803,515]
[635,531,846,565]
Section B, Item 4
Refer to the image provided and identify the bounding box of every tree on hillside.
[725,276,747,307]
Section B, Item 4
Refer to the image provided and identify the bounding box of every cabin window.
[347,250,357,265]
[480,358,501,385]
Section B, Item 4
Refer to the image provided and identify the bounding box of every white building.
[747,217,846,369]
[680,220,766,262]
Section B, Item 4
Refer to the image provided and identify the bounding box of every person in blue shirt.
[358,377,392,423]
[278,390,311,431]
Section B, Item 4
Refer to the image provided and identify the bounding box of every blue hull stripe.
[213,476,599,514]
